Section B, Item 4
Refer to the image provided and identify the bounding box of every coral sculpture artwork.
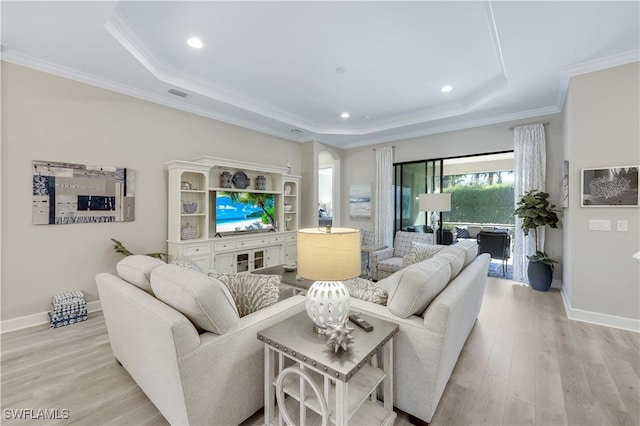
[325,321,355,352]
[589,176,631,199]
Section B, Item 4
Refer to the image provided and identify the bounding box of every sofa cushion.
[456,239,480,268]
[150,264,239,334]
[404,242,446,267]
[116,255,165,294]
[467,226,482,238]
[342,277,388,305]
[387,256,452,318]
[436,245,466,279]
[208,273,280,317]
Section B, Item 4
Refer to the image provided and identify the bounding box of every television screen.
[215,192,276,233]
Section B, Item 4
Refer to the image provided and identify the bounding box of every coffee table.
[258,310,398,425]
[254,265,313,295]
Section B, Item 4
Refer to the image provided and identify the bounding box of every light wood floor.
[2,277,638,425]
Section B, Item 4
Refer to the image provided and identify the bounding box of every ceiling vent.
[290,128,303,134]
[168,89,188,98]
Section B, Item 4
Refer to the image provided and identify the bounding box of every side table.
[361,245,387,279]
[258,311,399,425]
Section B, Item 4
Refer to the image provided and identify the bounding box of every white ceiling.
[2,1,638,149]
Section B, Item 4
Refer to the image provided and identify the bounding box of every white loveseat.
[96,257,306,425]
[354,239,489,424]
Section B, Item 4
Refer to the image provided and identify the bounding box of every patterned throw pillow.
[455,226,471,239]
[403,241,445,266]
[342,277,388,305]
[172,256,203,273]
[208,273,280,317]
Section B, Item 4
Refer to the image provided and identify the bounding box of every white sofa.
[97,239,487,425]
[96,258,306,426]
[354,239,489,424]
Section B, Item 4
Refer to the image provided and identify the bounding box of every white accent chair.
[371,231,434,280]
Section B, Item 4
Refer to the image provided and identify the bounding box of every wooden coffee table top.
[254,265,314,291]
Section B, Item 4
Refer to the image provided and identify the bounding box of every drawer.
[237,237,268,248]
[269,235,285,244]
[285,234,297,242]
[214,241,236,251]
[183,243,211,257]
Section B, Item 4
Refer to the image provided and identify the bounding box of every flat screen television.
[214,191,276,234]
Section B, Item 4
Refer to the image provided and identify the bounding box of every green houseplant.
[514,190,559,291]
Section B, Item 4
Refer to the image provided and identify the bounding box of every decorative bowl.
[182,201,198,214]
[284,203,292,212]
[282,264,297,272]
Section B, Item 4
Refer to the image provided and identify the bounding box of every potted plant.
[514,190,560,291]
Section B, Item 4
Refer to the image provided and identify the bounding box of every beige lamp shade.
[297,228,361,281]
[418,193,451,212]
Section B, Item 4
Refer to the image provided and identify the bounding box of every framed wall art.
[349,183,371,220]
[561,160,569,208]
[580,165,638,207]
[33,160,135,225]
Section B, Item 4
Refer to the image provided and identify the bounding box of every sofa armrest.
[371,247,394,264]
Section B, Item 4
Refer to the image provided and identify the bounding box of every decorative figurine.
[325,321,355,352]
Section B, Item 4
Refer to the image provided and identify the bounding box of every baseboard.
[551,278,562,289]
[0,300,102,334]
[560,286,639,333]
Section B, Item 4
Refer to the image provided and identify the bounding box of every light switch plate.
[617,220,628,232]
[589,219,611,231]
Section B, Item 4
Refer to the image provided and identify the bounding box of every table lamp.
[419,193,451,241]
[297,227,361,334]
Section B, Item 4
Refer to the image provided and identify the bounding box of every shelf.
[181,189,206,194]
[275,364,385,423]
[274,397,396,426]
[209,187,281,195]
[181,213,206,217]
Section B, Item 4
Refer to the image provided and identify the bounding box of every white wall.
[1,62,302,321]
[563,62,640,327]
[341,115,565,277]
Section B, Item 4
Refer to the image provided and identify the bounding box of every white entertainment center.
[166,156,300,273]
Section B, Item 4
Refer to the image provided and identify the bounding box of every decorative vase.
[256,175,266,190]
[527,261,553,291]
[284,185,291,195]
[181,223,197,240]
[182,201,198,214]
[284,203,292,212]
[220,171,232,188]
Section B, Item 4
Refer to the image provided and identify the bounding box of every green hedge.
[442,184,515,225]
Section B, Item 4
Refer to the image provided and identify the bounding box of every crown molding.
[564,50,640,77]
[339,105,561,149]
[0,50,307,144]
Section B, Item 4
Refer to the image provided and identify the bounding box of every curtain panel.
[513,123,546,283]
[375,147,394,248]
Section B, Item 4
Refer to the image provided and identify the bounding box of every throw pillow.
[150,264,239,334]
[342,277,388,306]
[467,226,482,239]
[387,256,452,318]
[403,241,445,267]
[455,226,471,239]
[116,255,166,294]
[208,273,280,317]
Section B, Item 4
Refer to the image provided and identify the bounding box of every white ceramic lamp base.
[305,281,350,334]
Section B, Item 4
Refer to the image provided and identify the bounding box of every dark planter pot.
[527,261,553,291]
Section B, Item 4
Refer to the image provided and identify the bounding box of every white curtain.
[375,146,394,248]
[513,123,546,283]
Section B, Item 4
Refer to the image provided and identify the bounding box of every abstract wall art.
[581,165,638,207]
[32,160,135,225]
[349,183,371,220]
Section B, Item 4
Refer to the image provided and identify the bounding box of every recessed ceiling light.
[341,112,350,118]
[187,37,204,49]
[441,85,453,93]
[336,66,346,74]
